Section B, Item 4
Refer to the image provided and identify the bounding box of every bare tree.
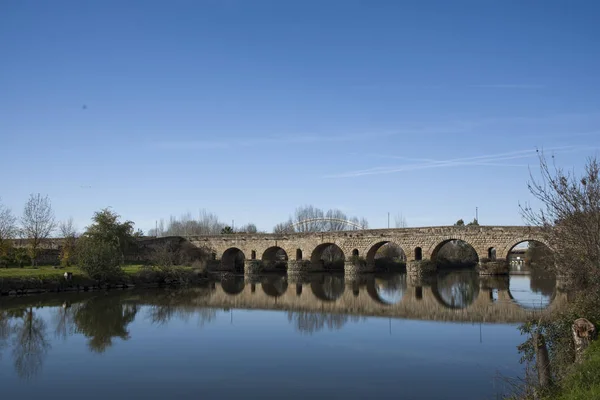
[58,217,77,238]
[520,152,600,285]
[149,210,226,236]
[21,194,56,266]
[274,205,369,233]
[0,199,18,263]
[58,218,78,267]
[395,213,407,228]
[237,223,258,233]
[273,219,294,234]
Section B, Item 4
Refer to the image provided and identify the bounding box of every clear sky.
[1,0,599,233]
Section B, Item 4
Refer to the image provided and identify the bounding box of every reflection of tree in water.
[74,296,138,353]
[0,310,13,360]
[10,307,51,380]
[51,303,81,341]
[529,271,556,297]
[436,271,479,308]
[287,312,363,335]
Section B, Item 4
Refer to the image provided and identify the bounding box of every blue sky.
[1,0,599,233]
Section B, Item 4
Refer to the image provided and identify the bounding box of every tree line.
[273,205,370,233]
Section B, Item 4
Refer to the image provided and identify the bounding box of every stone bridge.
[185,225,547,275]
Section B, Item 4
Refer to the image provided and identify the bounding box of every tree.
[220,226,234,234]
[148,210,226,236]
[454,219,465,226]
[21,194,56,266]
[84,208,135,258]
[395,213,407,228]
[58,217,78,267]
[467,218,479,226]
[0,199,18,262]
[273,220,294,234]
[76,238,123,281]
[273,205,370,233]
[237,223,258,234]
[76,208,135,281]
[521,152,600,285]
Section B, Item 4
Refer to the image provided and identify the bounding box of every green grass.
[546,340,600,400]
[0,264,146,279]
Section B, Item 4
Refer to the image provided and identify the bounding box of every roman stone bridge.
[185,225,547,275]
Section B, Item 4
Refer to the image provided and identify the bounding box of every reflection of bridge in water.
[204,272,567,324]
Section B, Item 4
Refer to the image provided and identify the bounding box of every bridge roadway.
[152,273,567,324]
[186,225,547,274]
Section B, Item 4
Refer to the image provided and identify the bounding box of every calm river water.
[0,270,558,399]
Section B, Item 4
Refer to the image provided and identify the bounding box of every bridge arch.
[261,246,289,271]
[503,239,553,267]
[430,239,479,268]
[310,243,345,270]
[221,247,246,272]
[365,241,406,271]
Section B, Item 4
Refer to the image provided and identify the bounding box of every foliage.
[549,340,600,399]
[76,237,123,282]
[454,218,478,226]
[221,226,234,234]
[83,208,136,257]
[517,289,600,397]
[521,153,600,286]
[20,194,56,266]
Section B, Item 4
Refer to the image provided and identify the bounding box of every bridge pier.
[244,260,263,275]
[407,260,436,276]
[477,260,510,275]
[344,259,374,278]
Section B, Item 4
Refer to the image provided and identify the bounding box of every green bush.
[76,238,123,282]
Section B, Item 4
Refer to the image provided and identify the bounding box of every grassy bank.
[0,264,145,278]
[0,264,205,296]
[542,340,600,399]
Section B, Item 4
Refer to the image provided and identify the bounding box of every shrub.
[76,237,123,282]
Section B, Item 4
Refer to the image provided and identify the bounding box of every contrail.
[324,146,580,178]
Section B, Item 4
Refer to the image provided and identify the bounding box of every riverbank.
[0,265,207,296]
[541,340,600,399]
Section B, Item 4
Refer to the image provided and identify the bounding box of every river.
[0,269,559,399]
